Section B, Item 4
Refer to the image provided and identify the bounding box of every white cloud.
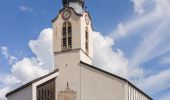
[161,94,170,100]
[29,28,53,71]
[111,0,170,68]
[112,0,170,38]
[1,46,17,64]
[117,23,126,37]
[129,22,170,68]
[131,0,147,14]
[0,87,10,100]
[155,0,170,14]
[140,69,170,95]
[0,28,53,99]
[161,56,170,64]
[1,29,53,86]
[1,47,8,59]
[11,57,49,84]
[93,32,129,78]
[2,75,20,86]
[19,6,33,12]
[129,0,170,67]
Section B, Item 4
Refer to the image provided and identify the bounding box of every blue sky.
[0,0,170,100]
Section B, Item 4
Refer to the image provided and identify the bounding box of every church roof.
[6,69,59,97]
[80,61,153,100]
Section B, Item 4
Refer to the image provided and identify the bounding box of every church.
[6,0,153,100]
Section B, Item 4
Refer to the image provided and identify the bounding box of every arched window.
[67,22,72,48]
[62,21,72,50]
[85,26,89,53]
[62,22,67,49]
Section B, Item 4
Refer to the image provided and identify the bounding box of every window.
[85,26,89,53]
[62,21,72,50]
[62,22,67,49]
[37,79,55,100]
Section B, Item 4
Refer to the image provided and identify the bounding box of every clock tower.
[52,1,93,100]
[52,0,93,69]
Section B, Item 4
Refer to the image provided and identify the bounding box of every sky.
[0,0,170,100]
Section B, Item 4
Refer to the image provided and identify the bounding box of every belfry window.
[85,26,89,53]
[62,21,72,50]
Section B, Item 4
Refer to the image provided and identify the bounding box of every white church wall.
[80,12,93,60]
[54,51,81,100]
[7,86,32,100]
[80,50,92,64]
[80,64,126,100]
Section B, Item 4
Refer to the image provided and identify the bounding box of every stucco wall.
[80,64,126,100]
[7,86,32,100]
[54,51,81,100]
[80,12,93,61]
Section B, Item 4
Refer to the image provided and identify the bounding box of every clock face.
[62,10,71,20]
[85,14,89,25]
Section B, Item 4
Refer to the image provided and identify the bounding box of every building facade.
[6,0,153,100]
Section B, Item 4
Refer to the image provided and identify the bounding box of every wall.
[80,64,126,100]
[7,86,32,100]
[54,51,81,100]
[79,12,93,64]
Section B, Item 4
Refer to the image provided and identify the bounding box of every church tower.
[52,0,93,100]
[53,0,93,69]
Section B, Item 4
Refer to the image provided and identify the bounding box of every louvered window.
[85,27,89,53]
[62,21,72,50]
